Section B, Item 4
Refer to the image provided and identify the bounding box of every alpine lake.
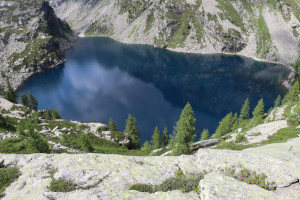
[17,37,290,143]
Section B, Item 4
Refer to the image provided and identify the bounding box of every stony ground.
[0,136,299,200]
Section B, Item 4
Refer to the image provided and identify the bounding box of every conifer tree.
[51,109,61,119]
[141,141,152,154]
[200,129,209,141]
[172,102,197,155]
[232,112,238,131]
[239,98,250,121]
[151,126,162,149]
[252,99,264,118]
[28,91,38,110]
[162,127,169,147]
[20,93,29,107]
[214,112,233,138]
[274,95,281,108]
[252,98,264,125]
[43,109,52,120]
[108,118,118,132]
[125,114,140,149]
[282,81,299,104]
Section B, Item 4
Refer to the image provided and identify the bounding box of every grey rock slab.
[199,173,287,200]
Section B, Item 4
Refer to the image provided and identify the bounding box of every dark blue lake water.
[17,37,289,143]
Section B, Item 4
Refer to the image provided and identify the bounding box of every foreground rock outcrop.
[0,137,299,199]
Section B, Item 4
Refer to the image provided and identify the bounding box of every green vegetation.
[125,114,141,149]
[224,167,275,191]
[129,168,203,193]
[50,179,76,192]
[274,95,281,108]
[0,167,20,197]
[255,10,272,59]
[162,127,169,147]
[151,126,162,149]
[171,103,197,155]
[200,129,210,141]
[144,12,154,33]
[252,98,264,126]
[213,112,234,138]
[216,0,246,33]
[235,133,247,143]
[20,91,38,110]
[4,78,17,104]
[239,98,250,122]
[282,81,299,104]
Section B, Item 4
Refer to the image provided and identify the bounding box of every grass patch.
[49,179,76,192]
[0,167,20,197]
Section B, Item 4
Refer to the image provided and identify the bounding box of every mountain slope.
[0,0,77,89]
[50,0,300,65]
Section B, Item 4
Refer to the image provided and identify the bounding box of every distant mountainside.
[50,0,300,65]
[0,0,76,89]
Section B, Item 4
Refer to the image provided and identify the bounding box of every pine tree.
[214,112,233,138]
[28,91,38,110]
[200,129,209,141]
[151,126,162,149]
[172,102,197,155]
[162,127,169,147]
[274,95,281,108]
[51,109,61,119]
[5,78,17,103]
[282,81,299,104]
[20,93,29,107]
[125,114,140,149]
[108,118,118,132]
[239,98,250,121]
[252,99,264,118]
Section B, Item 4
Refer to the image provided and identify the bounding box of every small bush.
[235,133,247,143]
[0,167,20,197]
[225,168,275,191]
[49,179,76,192]
[129,172,204,193]
[97,126,107,133]
[129,183,153,193]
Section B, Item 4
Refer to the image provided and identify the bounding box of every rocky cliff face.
[50,0,300,65]
[0,0,77,89]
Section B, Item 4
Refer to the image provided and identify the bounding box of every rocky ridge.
[50,0,300,66]
[0,0,77,89]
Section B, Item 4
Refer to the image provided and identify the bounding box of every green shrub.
[235,133,247,143]
[49,179,76,192]
[129,183,153,193]
[225,168,275,191]
[129,172,204,193]
[97,126,107,133]
[0,167,20,197]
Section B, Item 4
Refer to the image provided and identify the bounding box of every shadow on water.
[17,37,289,143]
